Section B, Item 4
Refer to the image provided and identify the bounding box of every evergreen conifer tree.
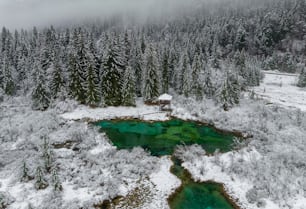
[21,161,31,182]
[122,66,136,106]
[101,38,124,106]
[86,64,100,106]
[143,44,160,102]
[32,73,50,111]
[35,166,48,190]
[161,50,170,93]
[217,72,241,110]
[50,61,64,99]
[191,54,203,100]
[297,68,306,87]
[51,168,62,192]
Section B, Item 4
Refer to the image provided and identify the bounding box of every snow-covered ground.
[254,71,306,111]
[1,89,306,209]
[61,100,169,122]
[0,97,178,209]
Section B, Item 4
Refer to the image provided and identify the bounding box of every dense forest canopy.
[0,0,305,110]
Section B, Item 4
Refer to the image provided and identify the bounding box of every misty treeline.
[0,0,305,110]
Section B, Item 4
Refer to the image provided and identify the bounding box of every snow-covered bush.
[0,192,14,209]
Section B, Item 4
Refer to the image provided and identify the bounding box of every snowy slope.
[254,71,306,111]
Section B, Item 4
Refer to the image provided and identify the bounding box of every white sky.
[0,0,203,29]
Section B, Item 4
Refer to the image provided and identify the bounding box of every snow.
[182,148,262,209]
[61,99,170,122]
[149,157,180,200]
[62,181,95,202]
[158,94,173,101]
[254,71,306,111]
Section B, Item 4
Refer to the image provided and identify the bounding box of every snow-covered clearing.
[61,100,169,122]
[254,71,306,111]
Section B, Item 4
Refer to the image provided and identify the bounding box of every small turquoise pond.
[95,119,235,156]
[94,119,239,209]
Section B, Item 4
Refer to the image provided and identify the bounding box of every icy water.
[95,119,237,209]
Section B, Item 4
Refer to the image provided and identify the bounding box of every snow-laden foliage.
[2,0,306,110]
[0,97,160,209]
[172,96,306,209]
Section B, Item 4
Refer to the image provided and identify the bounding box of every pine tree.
[86,63,100,106]
[35,166,48,190]
[143,44,160,102]
[32,73,50,111]
[203,67,215,98]
[297,68,306,87]
[122,66,136,106]
[182,64,191,97]
[130,46,143,97]
[51,168,62,192]
[217,72,241,111]
[3,63,16,96]
[101,38,124,106]
[191,54,203,100]
[177,52,189,95]
[41,136,53,173]
[161,50,170,93]
[68,54,86,103]
[21,161,31,182]
[49,61,64,99]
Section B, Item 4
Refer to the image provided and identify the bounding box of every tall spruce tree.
[49,61,64,99]
[68,54,86,103]
[101,38,124,106]
[297,68,306,87]
[143,44,160,102]
[86,63,100,106]
[122,66,136,106]
[217,71,241,111]
[161,50,170,93]
[32,73,50,111]
[191,54,203,100]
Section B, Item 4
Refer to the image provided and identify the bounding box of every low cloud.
[0,0,203,29]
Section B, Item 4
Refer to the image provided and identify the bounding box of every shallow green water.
[169,158,235,209]
[94,119,237,209]
[95,119,235,156]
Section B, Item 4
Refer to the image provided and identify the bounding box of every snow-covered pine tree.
[122,66,136,106]
[31,73,50,111]
[130,45,143,97]
[182,63,191,97]
[191,53,203,100]
[297,68,306,87]
[21,161,31,182]
[203,65,215,98]
[101,37,124,106]
[68,54,86,103]
[86,63,100,106]
[216,71,241,111]
[143,44,160,103]
[161,49,170,94]
[234,24,248,51]
[3,62,16,96]
[49,61,64,99]
[51,168,62,192]
[176,51,189,95]
[35,166,48,190]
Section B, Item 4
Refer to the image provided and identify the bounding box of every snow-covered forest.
[1,0,306,209]
[0,0,305,110]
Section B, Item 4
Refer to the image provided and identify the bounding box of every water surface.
[95,119,235,156]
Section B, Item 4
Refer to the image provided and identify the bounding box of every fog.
[0,0,202,29]
[0,0,267,30]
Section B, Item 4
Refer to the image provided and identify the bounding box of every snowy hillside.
[254,71,306,111]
